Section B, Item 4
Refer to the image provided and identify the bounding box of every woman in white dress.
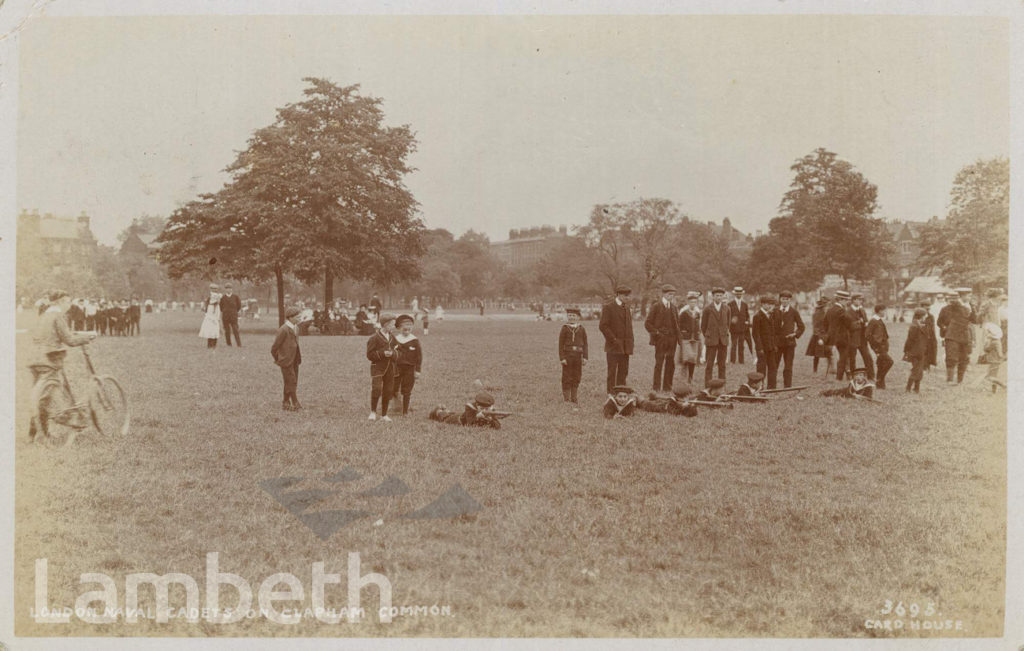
[198,283,222,348]
[434,304,445,321]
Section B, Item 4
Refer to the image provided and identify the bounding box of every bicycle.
[28,344,129,447]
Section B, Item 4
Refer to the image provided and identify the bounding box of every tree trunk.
[275,265,285,326]
[324,267,334,309]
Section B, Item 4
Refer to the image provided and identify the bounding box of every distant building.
[490,224,570,269]
[18,208,97,262]
[705,217,755,255]
[119,224,163,257]
[875,217,944,301]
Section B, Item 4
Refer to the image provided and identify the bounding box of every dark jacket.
[394,334,422,372]
[937,302,974,344]
[220,293,242,318]
[903,323,927,360]
[751,308,778,353]
[775,305,805,347]
[701,302,731,347]
[824,302,849,347]
[645,299,679,346]
[271,323,301,367]
[728,298,750,334]
[559,324,589,360]
[844,305,868,347]
[366,331,397,377]
[599,300,634,355]
[677,308,702,342]
[865,317,889,355]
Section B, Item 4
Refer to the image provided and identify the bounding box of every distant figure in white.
[435,305,445,322]
[199,283,223,349]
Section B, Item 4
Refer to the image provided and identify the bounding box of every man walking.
[599,285,635,395]
[728,287,750,364]
[776,290,805,388]
[270,306,303,411]
[701,287,730,387]
[220,283,243,346]
[644,284,679,393]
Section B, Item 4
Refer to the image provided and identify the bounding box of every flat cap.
[661,284,677,293]
[615,285,632,295]
[707,378,726,389]
[760,295,776,304]
[474,392,495,407]
[711,287,726,295]
[285,306,301,318]
[779,290,793,298]
[672,384,693,398]
[378,313,397,325]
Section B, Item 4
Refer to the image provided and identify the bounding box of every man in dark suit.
[728,287,750,364]
[845,292,875,380]
[936,288,976,384]
[127,299,142,336]
[68,299,86,331]
[751,295,780,389]
[644,284,679,393]
[865,304,893,389]
[775,290,806,388]
[824,290,851,380]
[220,283,243,346]
[366,313,399,421]
[701,287,731,387]
[271,306,303,411]
[599,285,634,395]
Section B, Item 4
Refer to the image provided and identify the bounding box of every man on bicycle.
[28,289,96,440]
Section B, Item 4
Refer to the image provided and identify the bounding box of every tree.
[578,198,682,311]
[916,157,1008,289]
[743,217,825,293]
[158,78,423,324]
[447,230,501,299]
[533,237,606,300]
[761,148,892,290]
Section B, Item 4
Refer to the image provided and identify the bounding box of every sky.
[15,13,1010,246]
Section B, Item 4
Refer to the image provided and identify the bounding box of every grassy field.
[13,309,1006,638]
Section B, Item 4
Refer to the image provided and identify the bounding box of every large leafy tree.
[158,78,423,323]
[916,157,1008,289]
[749,148,892,291]
[577,198,681,308]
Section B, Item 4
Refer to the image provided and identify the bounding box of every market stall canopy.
[902,276,954,295]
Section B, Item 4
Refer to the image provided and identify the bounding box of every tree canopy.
[746,148,892,291]
[157,78,423,323]
[916,157,1008,289]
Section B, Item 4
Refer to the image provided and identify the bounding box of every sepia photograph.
[0,1,1019,649]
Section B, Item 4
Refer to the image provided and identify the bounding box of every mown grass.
[12,310,1005,637]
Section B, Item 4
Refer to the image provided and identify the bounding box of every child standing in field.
[393,314,423,415]
[903,308,928,394]
[559,307,588,406]
[366,313,398,422]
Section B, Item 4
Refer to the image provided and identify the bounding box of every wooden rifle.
[760,385,808,394]
[721,393,770,403]
[687,399,734,409]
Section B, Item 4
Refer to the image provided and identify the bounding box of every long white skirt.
[198,312,221,338]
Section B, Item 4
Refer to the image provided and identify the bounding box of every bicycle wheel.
[88,375,130,437]
[30,376,76,448]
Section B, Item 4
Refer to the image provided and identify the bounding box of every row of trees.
[151,78,1006,324]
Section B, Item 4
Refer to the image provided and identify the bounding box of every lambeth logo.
[259,466,483,539]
